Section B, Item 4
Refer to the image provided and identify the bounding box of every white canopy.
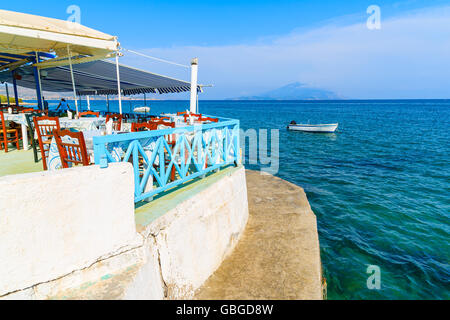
[0,9,117,61]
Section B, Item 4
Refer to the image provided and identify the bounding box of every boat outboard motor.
[287,120,297,129]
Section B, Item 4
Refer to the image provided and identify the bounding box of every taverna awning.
[0,9,202,114]
[0,9,117,66]
[0,60,199,95]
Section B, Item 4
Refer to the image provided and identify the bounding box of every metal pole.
[189,58,198,114]
[87,95,90,110]
[107,95,110,113]
[67,45,78,114]
[34,52,44,110]
[12,72,19,106]
[115,52,122,114]
[5,83,10,107]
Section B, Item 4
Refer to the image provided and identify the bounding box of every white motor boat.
[287,122,338,133]
[133,106,150,113]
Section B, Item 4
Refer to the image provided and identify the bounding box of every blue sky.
[3,0,450,99]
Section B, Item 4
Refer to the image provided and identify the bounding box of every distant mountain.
[230,82,343,100]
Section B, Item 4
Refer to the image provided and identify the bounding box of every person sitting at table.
[43,97,49,112]
[55,98,72,116]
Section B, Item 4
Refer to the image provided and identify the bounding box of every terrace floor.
[0,148,43,177]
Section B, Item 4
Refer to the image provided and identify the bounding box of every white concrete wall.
[0,163,140,297]
[0,165,249,299]
[142,167,249,299]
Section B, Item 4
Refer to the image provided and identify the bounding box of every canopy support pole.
[106,95,110,113]
[5,83,10,107]
[189,58,198,114]
[115,52,122,114]
[11,72,19,107]
[34,52,44,110]
[67,45,78,114]
[87,95,90,110]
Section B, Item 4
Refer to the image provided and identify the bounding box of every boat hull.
[133,106,150,113]
[288,123,338,133]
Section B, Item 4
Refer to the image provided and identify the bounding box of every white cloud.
[121,5,450,99]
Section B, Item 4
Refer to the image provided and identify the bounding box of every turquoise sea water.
[44,99,449,299]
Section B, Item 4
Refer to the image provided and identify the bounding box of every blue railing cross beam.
[93,119,240,202]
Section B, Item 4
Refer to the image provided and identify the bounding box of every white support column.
[67,45,78,114]
[115,52,122,115]
[87,95,90,110]
[189,58,198,114]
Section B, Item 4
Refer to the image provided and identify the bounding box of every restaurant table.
[3,113,31,150]
[56,116,106,131]
[46,118,220,170]
[3,114,106,151]
[47,130,158,171]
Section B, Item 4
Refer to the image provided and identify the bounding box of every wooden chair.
[0,111,20,152]
[198,116,219,123]
[105,114,123,131]
[19,107,36,113]
[149,119,175,127]
[34,116,60,170]
[149,120,176,145]
[54,130,90,168]
[133,120,177,182]
[183,113,202,123]
[154,116,171,121]
[131,122,158,132]
[79,111,100,118]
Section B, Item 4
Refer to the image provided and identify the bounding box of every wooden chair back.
[131,122,158,132]
[150,120,176,146]
[154,116,171,121]
[33,116,61,170]
[149,119,176,128]
[20,108,36,113]
[79,111,100,118]
[0,111,18,152]
[105,114,123,131]
[183,113,202,122]
[198,116,219,123]
[54,130,90,168]
[0,111,6,133]
[177,111,188,116]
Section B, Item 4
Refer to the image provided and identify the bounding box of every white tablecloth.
[47,130,158,170]
[3,113,31,150]
[56,117,106,131]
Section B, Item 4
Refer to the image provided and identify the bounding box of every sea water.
[41,99,450,299]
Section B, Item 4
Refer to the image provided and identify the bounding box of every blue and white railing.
[93,118,240,202]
